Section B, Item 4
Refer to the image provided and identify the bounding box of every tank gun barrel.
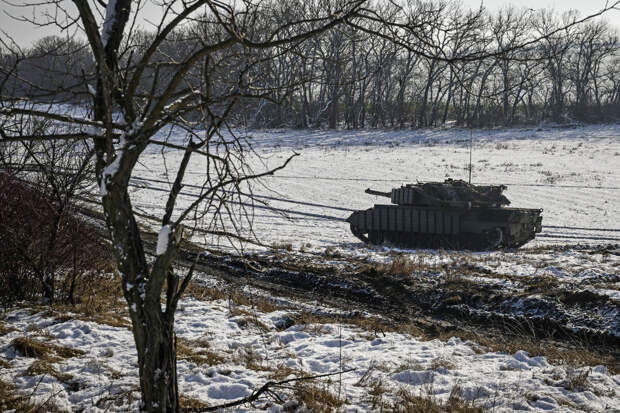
[365,188,392,198]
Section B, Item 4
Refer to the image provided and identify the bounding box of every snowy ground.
[132,124,620,249]
[1,290,619,412]
[2,123,619,412]
[130,124,619,313]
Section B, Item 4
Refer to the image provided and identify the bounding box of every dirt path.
[167,242,620,372]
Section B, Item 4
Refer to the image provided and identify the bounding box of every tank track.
[350,225,526,250]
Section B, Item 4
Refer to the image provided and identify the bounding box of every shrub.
[0,173,112,306]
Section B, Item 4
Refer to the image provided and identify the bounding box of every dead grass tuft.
[324,246,343,258]
[394,386,484,413]
[231,347,272,372]
[229,307,271,331]
[0,377,65,412]
[525,276,559,294]
[25,360,73,383]
[375,255,425,276]
[267,364,305,381]
[294,381,345,413]
[94,387,140,410]
[0,358,10,369]
[429,356,456,371]
[49,273,131,329]
[0,321,16,336]
[184,283,280,314]
[180,395,210,409]
[177,338,225,367]
[0,379,32,412]
[561,369,590,391]
[293,311,426,339]
[365,377,389,410]
[11,336,84,362]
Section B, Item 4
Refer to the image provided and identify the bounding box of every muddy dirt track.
[166,242,620,369]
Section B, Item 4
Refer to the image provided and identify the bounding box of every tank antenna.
[468,129,473,184]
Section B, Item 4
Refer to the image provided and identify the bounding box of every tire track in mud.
[74,204,618,370]
[166,243,620,355]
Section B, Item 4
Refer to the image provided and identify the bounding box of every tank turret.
[367,179,510,208]
[348,179,542,250]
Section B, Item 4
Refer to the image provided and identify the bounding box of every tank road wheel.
[484,227,504,249]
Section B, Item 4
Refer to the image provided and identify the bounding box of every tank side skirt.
[347,204,540,249]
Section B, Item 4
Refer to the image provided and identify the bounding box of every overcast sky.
[1,0,618,48]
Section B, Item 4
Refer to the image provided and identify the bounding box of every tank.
[347,179,542,250]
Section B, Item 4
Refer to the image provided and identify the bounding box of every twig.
[182,368,356,412]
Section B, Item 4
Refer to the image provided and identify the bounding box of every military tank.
[346,179,542,250]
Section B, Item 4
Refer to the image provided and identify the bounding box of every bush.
[0,173,111,307]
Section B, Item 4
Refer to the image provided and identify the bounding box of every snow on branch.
[101,0,118,48]
[156,224,172,255]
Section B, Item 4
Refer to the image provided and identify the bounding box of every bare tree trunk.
[137,309,178,410]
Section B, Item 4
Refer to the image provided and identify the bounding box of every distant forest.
[2,3,619,128]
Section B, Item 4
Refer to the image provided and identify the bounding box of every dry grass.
[49,273,131,329]
[229,307,271,331]
[11,336,85,363]
[184,282,281,314]
[293,311,426,340]
[267,364,305,381]
[230,347,272,372]
[524,276,560,294]
[19,273,131,330]
[450,328,618,374]
[365,377,389,410]
[429,356,456,371]
[560,369,591,391]
[374,254,428,276]
[94,387,140,410]
[180,395,211,410]
[0,378,65,413]
[0,379,33,412]
[25,359,73,383]
[176,337,225,367]
[0,321,16,336]
[324,246,344,258]
[393,386,484,413]
[293,381,345,413]
[0,358,10,369]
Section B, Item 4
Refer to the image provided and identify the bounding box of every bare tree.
[1,0,619,411]
[1,0,368,410]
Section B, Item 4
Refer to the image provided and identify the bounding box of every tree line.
[2,3,619,129]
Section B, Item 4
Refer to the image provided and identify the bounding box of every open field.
[1,124,619,411]
[132,124,620,249]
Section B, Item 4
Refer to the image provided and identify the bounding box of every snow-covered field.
[1,291,619,412]
[132,124,620,249]
[1,124,619,412]
[132,123,619,316]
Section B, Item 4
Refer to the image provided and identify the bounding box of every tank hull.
[347,204,542,250]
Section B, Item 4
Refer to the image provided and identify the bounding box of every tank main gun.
[365,188,391,198]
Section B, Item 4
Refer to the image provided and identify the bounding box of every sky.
[1,0,618,48]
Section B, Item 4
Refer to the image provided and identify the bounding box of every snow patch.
[100,134,125,196]
[101,0,118,48]
[156,225,171,255]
